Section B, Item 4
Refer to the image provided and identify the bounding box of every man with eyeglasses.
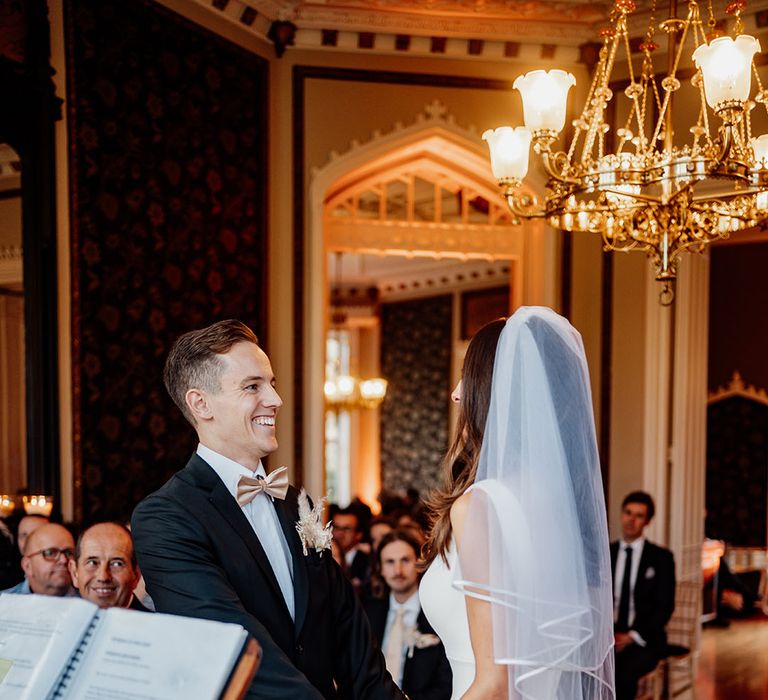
[1,523,77,597]
[69,523,147,610]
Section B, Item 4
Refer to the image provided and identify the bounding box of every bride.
[420,307,615,700]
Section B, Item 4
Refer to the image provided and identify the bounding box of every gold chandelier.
[483,0,768,301]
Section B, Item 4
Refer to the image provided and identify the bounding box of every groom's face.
[203,342,283,465]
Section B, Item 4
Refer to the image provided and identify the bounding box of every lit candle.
[0,496,15,519]
[23,495,53,517]
[751,134,768,168]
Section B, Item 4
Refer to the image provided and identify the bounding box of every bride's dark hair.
[423,317,506,567]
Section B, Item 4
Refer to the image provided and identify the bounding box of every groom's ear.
[186,388,213,422]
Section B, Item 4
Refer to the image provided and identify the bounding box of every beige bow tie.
[236,466,289,505]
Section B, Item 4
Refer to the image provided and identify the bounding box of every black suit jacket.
[132,454,403,700]
[363,596,452,700]
[610,540,676,656]
[129,595,151,612]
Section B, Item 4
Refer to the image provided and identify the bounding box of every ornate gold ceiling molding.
[708,371,768,407]
[185,0,768,59]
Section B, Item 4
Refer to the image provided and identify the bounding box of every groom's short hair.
[164,319,259,425]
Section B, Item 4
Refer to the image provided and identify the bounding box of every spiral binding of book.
[51,612,102,699]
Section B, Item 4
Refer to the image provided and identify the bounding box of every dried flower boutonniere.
[295,488,333,556]
[404,626,442,658]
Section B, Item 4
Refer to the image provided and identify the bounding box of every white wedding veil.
[454,307,615,699]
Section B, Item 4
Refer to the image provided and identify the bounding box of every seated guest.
[2,523,77,596]
[364,530,452,700]
[0,519,20,590]
[612,491,676,700]
[69,522,148,610]
[369,516,395,554]
[333,506,371,590]
[16,514,49,554]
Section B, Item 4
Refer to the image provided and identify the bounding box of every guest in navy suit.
[611,491,676,700]
[364,529,452,700]
[132,320,402,699]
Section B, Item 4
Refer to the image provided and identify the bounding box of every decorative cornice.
[708,371,768,407]
[184,0,768,60]
[314,99,480,175]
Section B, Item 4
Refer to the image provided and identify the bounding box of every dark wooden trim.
[291,66,515,483]
[0,188,22,200]
[599,251,613,493]
[560,232,572,320]
[0,287,24,298]
[64,0,83,522]
[4,0,63,508]
[598,78,619,501]
[292,65,306,489]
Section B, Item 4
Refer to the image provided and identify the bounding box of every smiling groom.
[132,320,403,699]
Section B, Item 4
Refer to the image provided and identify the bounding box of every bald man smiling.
[69,523,147,611]
[2,523,77,596]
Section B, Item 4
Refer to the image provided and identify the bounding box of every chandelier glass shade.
[483,0,768,296]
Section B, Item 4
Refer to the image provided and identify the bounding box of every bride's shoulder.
[449,481,497,539]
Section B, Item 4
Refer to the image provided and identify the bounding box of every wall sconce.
[23,495,53,517]
[0,495,15,518]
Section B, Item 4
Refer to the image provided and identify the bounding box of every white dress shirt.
[382,590,421,686]
[197,444,295,620]
[614,536,646,646]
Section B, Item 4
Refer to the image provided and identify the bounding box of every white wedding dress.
[419,541,475,700]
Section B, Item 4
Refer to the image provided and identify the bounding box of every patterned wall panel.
[66,0,268,523]
[380,295,452,495]
[706,397,768,546]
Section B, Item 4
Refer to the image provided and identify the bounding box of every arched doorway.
[304,104,556,502]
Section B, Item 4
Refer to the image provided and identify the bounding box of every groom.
[132,320,403,699]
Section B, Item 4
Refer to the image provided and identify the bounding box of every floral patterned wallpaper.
[380,295,452,495]
[66,0,268,522]
[706,397,768,546]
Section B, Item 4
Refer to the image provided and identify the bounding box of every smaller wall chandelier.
[325,252,388,410]
[483,0,768,301]
[324,375,388,410]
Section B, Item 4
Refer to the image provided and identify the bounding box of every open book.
[0,594,260,700]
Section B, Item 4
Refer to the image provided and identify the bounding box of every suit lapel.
[274,491,309,636]
[635,542,653,594]
[194,459,292,620]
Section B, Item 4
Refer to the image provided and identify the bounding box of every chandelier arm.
[711,122,735,169]
[667,237,720,265]
[504,193,546,219]
[539,149,580,185]
[602,235,649,254]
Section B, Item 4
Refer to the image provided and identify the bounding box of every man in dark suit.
[333,507,371,590]
[132,320,403,699]
[364,530,452,700]
[611,491,676,700]
[69,522,149,611]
